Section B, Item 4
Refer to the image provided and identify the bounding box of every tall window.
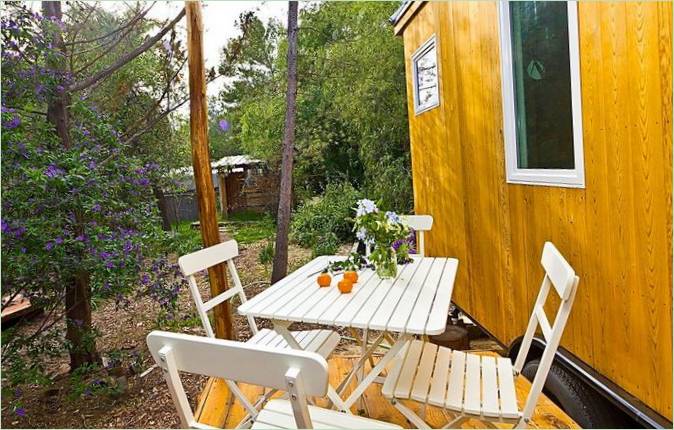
[412,35,439,115]
[499,1,584,187]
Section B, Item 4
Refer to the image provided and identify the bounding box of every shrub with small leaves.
[290,182,361,255]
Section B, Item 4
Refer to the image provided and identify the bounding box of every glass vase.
[376,247,398,279]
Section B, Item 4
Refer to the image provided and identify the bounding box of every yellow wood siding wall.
[401,1,672,419]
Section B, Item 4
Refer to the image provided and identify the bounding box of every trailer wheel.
[522,359,619,428]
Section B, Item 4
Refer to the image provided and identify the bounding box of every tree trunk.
[42,1,71,148]
[271,1,299,284]
[152,184,172,230]
[43,1,99,370]
[65,271,100,369]
[185,1,234,340]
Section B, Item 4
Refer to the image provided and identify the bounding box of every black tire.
[522,359,624,428]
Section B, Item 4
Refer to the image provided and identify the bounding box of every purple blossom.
[54,236,63,245]
[1,219,9,234]
[141,274,150,285]
[15,407,26,417]
[3,115,21,129]
[91,203,101,212]
[88,160,97,169]
[44,241,54,251]
[13,225,26,238]
[123,240,133,253]
[44,164,65,178]
[218,119,230,132]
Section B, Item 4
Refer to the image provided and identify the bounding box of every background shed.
[164,155,278,224]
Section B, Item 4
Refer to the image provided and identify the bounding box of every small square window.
[412,35,439,115]
[499,1,585,188]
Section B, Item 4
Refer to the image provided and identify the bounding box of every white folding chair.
[178,240,341,426]
[381,242,580,429]
[400,215,433,257]
[352,214,434,257]
[147,330,402,429]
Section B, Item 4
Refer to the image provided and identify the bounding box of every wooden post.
[185,1,233,340]
[218,171,228,219]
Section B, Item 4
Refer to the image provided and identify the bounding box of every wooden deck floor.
[194,353,579,429]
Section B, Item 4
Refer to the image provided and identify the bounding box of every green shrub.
[258,241,275,265]
[164,221,202,256]
[311,232,340,257]
[291,182,362,253]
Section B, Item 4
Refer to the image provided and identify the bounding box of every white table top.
[238,255,459,336]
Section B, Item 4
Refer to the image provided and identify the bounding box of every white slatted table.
[238,255,459,412]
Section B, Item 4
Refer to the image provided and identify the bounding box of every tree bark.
[65,271,100,369]
[185,1,234,340]
[271,1,299,284]
[152,184,172,230]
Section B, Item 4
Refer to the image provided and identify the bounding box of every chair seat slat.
[497,357,519,419]
[444,350,466,411]
[481,356,500,417]
[427,346,451,407]
[411,342,438,402]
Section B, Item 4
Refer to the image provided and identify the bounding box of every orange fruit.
[338,279,353,294]
[317,273,332,287]
[344,271,358,283]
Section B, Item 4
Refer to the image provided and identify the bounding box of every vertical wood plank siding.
[400,1,672,419]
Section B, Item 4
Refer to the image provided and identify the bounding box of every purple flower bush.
[1,5,186,403]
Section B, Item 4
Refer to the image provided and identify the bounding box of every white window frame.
[499,1,585,188]
[411,35,440,115]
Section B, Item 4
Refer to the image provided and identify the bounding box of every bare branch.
[121,73,221,147]
[65,2,98,48]
[67,8,185,93]
[122,96,189,146]
[73,12,143,75]
[121,56,188,136]
[64,2,155,47]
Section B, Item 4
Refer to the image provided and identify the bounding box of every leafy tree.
[213,2,412,211]
[1,2,186,372]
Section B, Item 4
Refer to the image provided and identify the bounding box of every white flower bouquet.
[353,199,410,279]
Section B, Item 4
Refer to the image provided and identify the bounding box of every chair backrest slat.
[178,240,239,276]
[513,242,579,424]
[400,215,433,231]
[147,331,329,395]
[401,215,434,257]
[540,241,575,300]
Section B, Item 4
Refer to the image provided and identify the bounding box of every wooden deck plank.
[195,353,579,429]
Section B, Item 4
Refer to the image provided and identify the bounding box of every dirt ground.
[0,239,342,429]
